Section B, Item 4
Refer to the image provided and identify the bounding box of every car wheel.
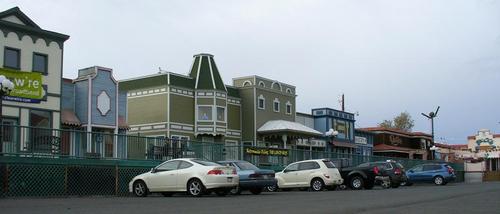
[434,176,444,185]
[311,178,324,191]
[349,176,364,190]
[162,192,173,197]
[215,189,230,196]
[266,185,278,192]
[249,188,263,195]
[230,186,242,195]
[187,179,205,197]
[133,180,148,197]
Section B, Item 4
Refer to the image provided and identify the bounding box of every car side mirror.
[283,169,289,173]
[151,168,157,173]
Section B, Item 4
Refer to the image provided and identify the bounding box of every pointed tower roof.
[188,53,227,91]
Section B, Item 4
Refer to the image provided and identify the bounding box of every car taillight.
[207,169,223,175]
[395,168,402,175]
[373,166,379,175]
[249,174,259,178]
[324,174,330,179]
[233,169,237,175]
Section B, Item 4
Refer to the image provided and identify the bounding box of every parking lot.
[1,182,499,214]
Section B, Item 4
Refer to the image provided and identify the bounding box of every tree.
[378,112,415,132]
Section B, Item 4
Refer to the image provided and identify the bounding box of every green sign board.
[0,68,43,101]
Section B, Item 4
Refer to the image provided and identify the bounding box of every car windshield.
[235,161,259,170]
[192,159,221,166]
[323,160,336,168]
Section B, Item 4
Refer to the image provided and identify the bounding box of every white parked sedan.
[274,159,343,191]
[129,158,239,197]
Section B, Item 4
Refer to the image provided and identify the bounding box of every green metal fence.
[0,125,464,197]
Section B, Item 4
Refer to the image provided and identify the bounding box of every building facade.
[358,127,433,160]
[296,108,358,154]
[354,129,374,156]
[0,7,69,154]
[234,75,321,149]
[467,129,500,171]
[120,54,242,159]
[61,66,128,158]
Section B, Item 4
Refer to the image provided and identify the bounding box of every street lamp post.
[325,128,339,154]
[422,106,440,160]
[0,75,15,154]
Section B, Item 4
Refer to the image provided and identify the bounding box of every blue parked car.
[217,160,277,195]
[405,163,456,186]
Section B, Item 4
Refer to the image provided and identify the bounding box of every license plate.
[227,177,233,182]
[263,175,268,179]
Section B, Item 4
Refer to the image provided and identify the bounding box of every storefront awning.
[257,120,322,137]
[61,109,81,126]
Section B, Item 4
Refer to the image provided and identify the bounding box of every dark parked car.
[405,163,456,185]
[335,159,406,190]
[218,160,277,195]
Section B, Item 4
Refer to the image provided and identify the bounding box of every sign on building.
[0,68,43,103]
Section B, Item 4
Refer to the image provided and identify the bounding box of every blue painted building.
[61,66,128,158]
[354,129,374,156]
[310,108,356,154]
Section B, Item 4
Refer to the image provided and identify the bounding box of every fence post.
[115,164,119,196]
[64,166,68,195]
[3,164,9,195]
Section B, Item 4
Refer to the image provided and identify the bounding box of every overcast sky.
[2,0,499,144]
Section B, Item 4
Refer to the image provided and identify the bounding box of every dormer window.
[273,98,280,112]
[258,95,265,110]
[259,81,265,87]
[286,88,292,94]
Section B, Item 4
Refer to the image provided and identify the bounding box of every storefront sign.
[0,68,43,102]
[296,139,326,147]
[244,147,289,156]
[355,136,367,144]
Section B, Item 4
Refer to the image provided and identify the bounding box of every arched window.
[271,82,282,91]
[286,88,292,94]
[258,95,265,110]
[273,98,280,112]
[258,81,265,88]
[286,101,292,114]
[242,80,252,87]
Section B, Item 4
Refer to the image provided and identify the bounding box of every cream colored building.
[0,7,69,130]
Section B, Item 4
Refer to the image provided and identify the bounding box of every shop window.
[216,107,225,122]
[33,53,48,74]
[273,98,280,112]
[4,47,20,69]
[197,106,212,121]
[258,95,265,110]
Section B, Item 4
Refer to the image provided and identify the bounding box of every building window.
[30,110,51,128]
[198,106,213,121]
[258,81,265,87]
[33,53,48,74]
[286,101,292,114]
[273,98,280,112]
[216,107,225,122]
[258,95,265,110]
[242,80,252,86]
[171,135,190,147]
[286,88,292,94]
[4,47,20,69]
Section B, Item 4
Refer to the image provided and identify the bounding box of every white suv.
[274,159,343,191]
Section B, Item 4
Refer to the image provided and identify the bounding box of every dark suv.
[357,160,406,188]
[334,159,406,190]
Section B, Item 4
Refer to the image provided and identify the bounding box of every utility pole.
[341,94,345,112]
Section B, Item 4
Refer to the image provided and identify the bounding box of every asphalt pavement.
[1,182,500,214]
